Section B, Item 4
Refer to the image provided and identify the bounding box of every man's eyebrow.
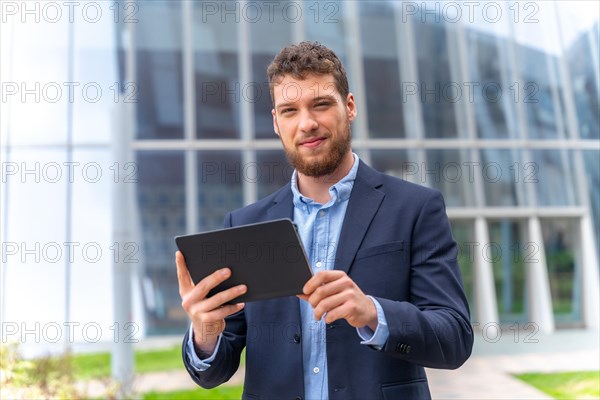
[275,102,294,111]
[313,95,337,102]
[275,95,338,110]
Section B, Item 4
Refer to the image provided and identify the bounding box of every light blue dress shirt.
[185,154,390,399]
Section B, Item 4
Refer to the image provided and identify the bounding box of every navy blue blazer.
[183,160,473,400]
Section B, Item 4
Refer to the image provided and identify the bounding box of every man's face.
[271,73,356,177]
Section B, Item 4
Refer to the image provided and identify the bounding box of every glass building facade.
[2,1,599,345]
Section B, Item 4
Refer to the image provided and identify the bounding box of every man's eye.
[315,102,331,108]
[281,108,294,114]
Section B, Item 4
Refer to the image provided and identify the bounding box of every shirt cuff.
[357,296,389,350]
[185,323,222,372]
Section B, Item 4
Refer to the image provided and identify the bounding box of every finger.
[201,284,247,311]
[297,294,309,302]
[176,251,194,296]
[203,302,245,322]
[303,270,345,295]
[313,291,348,321]
[192,267,233,300]
[307,276,351,307]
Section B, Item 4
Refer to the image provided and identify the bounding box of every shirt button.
[313,367,320,374]
[316,261,322,268]
[319,210,326,217]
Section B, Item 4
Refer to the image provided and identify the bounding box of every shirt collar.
[291,153,360,208]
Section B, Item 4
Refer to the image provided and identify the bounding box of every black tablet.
[175,218,313,303]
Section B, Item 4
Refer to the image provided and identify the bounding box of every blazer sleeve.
[374,190,474,369]
[181,211,247,388]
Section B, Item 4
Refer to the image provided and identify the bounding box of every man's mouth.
[299,137,326,148]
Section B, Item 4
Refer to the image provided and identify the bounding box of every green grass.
[71,345,183,380]
[142,386,243,399]
[71,346,245,381]
[516,371,600,399]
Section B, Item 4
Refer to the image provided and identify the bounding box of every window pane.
[531,150,579,206]
[557,2,599,139]
[360,2,404,138]
[136,151,185,334]
[3,149,68,324]
[513,4,568,139]
[69,149,113,335]
[541,219,583,327]
[488,219,528,323]
[480,149,528,206]
[197,151,244,231]
[256,150,293,199]
[450,220,475,321]
[136,2,184,140]
[584,150,599,258]
[193,2,241,139]
[73,2,118,144]
[250,2,292,140]
[425,149,475,207]
[305,0,346,55]
[465,30,517,139]
[369,149,420,185]
[413,16,458,138]
[6,15,69,145]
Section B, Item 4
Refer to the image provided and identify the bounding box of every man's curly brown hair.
[267,41,349,106]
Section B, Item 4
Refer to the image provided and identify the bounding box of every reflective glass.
[513,3,568,139]
[557,2,599,139]
[540,218,583,326]
[197,151,244,231]
[193,2,241,139]
[249,2,292,139]
[4,12,69,144]
[256,150,293,199]
[480,149,528,206]
[3,149,68,324]
[359,2,405,138]
[412,14,458,138]
[136,151,185,334]
[488,219,528,323]
[369,149,420,186]
[135,2,184,139]
[530,150,579,206]
[465,29,517,139]
[450,220,475,321]
[305,0,346,56]
[73,2,119,144]
[425,149,475,207]
[69,149,113,336]
[584,150,600,257]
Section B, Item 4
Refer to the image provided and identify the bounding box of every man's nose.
[298,110,319,132]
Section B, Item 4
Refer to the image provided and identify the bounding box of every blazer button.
[406,345,412,354]
[395,342,404,353]
[294,396,302,400]
[293,333,301,344]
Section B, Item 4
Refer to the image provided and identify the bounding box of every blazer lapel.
[267,183,294,221]
[335,161,385,274]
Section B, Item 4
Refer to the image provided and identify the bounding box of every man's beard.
[283,123,352,178]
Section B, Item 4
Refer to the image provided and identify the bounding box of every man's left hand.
[298,270,378,331]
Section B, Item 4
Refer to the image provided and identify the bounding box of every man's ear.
[272,109,280,136]
[346,93,357,122]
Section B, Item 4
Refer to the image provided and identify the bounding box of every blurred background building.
[1,1,599,354]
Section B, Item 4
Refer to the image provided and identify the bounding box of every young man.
[176,42,473,399]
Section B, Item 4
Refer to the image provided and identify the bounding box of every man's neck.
[297,152,355,204]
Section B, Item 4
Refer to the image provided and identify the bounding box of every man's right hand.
[176,251,246,356]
